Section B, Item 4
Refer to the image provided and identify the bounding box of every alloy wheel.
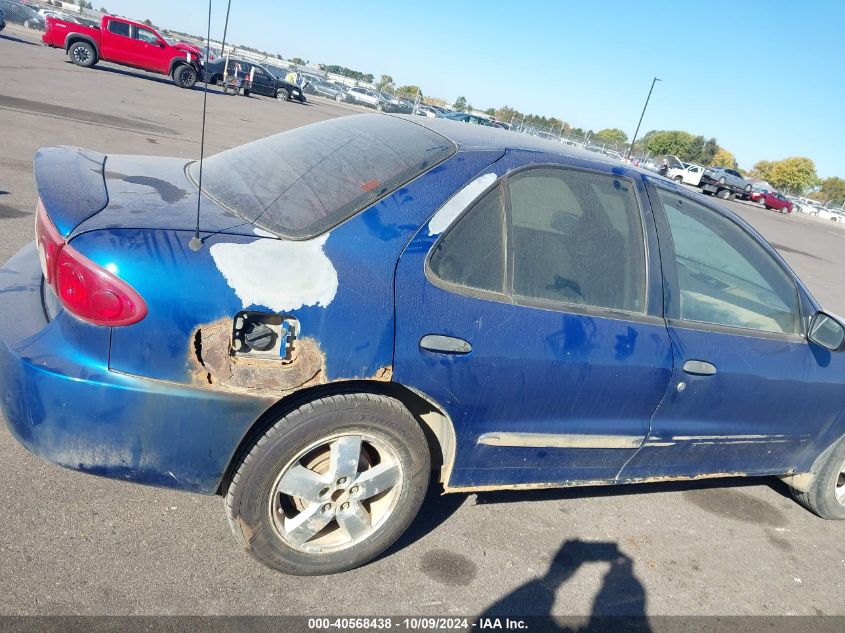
[268,432,403,553]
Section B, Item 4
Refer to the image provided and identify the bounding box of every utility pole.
[626,76,661,159]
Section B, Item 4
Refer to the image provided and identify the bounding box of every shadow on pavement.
[477,539,652,632]
[0,33,40,46]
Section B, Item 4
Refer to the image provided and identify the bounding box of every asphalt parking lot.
[1,26,845,619]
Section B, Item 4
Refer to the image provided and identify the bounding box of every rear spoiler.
[34,146,108,238]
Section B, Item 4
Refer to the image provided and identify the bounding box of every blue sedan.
[1,114,844,576]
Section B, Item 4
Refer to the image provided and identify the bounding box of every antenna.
[189,0,234,252]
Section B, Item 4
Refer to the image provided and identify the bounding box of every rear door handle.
[682,360,717,376]
[419,334,472,355]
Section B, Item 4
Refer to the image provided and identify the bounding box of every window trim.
[424,163,652,319]
[649,184,806,339]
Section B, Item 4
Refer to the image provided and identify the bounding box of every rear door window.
[107,20,131,37]
[508,168,646,312]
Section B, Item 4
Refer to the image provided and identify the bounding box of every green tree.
[750,160,774,181]
[142,19,153,27]
[99,6,109,12]
[376,74,394,92]
[643,130,697,159]
[289,57,306,66]
[396,85,422,99]
[712,148,737,169]
[453,96,468,112]
[593,128,628,145]
[816,177,845,206]
[363,73,374,84]
[766,157,819,194]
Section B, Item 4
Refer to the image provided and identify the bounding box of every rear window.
[192,115,455,239]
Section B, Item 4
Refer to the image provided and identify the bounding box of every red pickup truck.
[42,15,203,89]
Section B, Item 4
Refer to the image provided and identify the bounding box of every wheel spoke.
[276,464,327,503]
[354,462,400,500]
[336,500,371,541]
[330,435,362,483]
[283,503,332,546]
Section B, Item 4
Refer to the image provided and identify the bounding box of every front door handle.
[682,359,717,376]
[420,334,472,355]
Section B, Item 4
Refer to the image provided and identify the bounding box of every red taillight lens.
[35,198,147,326]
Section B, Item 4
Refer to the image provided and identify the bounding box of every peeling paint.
[427,173,497,236]
[443,471,751,494]
[188,318,392,396]
[209,234,338,312]
[626,472,749,484]
[190,318,326,395]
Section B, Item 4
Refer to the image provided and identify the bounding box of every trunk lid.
[34,146,258,239]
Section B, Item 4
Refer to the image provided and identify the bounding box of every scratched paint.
[427,172,497,235]
[210,234,338,312]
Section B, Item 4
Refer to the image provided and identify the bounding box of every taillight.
[35,198,62,285]
[35,199,147,326]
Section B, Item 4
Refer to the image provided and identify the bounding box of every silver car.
[705,167,752,191]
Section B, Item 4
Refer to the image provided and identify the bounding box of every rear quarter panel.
[102,150,504,397]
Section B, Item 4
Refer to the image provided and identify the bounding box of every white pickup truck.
[665,156,705,186]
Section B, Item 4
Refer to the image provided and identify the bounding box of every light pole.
[626,76,661,160]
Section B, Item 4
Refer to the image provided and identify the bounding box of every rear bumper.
[0,243,273,494]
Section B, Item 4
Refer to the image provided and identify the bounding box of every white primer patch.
[252,227,277,237]
[427,172,497,236]
[210,234,338,312]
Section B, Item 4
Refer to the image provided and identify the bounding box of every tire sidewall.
[228,396,430,575]
[809,437,845,519]
[173,64,197,88]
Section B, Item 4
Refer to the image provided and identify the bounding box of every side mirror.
[808,312,845,351]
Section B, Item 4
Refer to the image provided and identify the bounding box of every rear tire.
[276,88,290,101]
[225,393,431,575]
[335,93,343,102]
[717,189,731,200]
[718,176,727,184]
[68,41,97,68]
[792,437,845,520]
[172,64,197,89]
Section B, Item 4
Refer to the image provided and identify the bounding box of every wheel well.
[169,59,192,75]
[65,35,97,55]
[216,380,457,496]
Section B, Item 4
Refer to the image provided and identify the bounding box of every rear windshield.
[190,115,455,239]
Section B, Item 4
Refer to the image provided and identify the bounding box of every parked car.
[345,86,387,110]
[413,104,439,118]
[377,92,412,113]
[4,116,845,579]
[0,0,44,29]
[438,111,494,126]
[762,191,794,213]
[304,78,346,101]
[41,14,203,88]
[205,57,305,102]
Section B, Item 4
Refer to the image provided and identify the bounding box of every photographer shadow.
[477,539,652,633]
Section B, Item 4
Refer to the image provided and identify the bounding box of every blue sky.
[104,0,845,178]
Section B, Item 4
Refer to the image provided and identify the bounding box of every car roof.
[393,115,627,169]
